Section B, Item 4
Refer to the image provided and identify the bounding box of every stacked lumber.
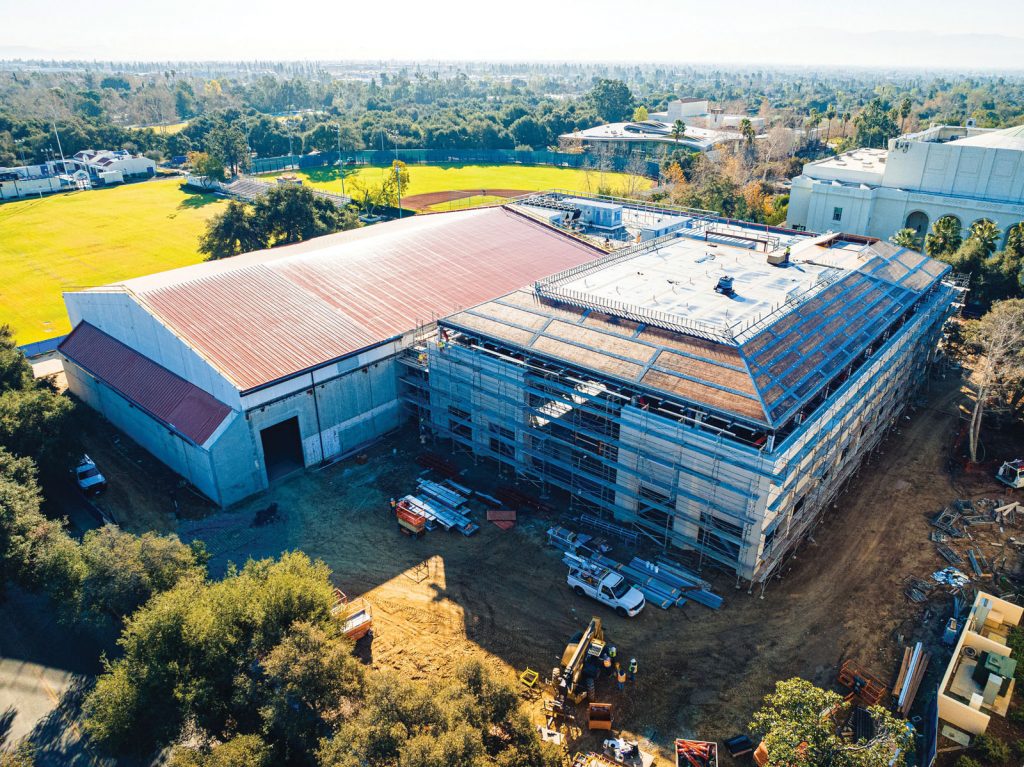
[892,642,930,717]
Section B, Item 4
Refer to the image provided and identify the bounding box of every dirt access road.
[169,376,1011,764]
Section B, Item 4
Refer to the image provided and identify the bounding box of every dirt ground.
[71,373,1022,765]
[402,188,531,210]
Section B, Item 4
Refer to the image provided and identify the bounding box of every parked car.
[74,455,107,495]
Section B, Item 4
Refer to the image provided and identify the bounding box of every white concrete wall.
[667,100,709,120]
[883,140,1024,202]
[63,356,228,503]
[64,290,242,408]
[0,176,65,200]
[787,177,1024,242]
[245,355,404,479]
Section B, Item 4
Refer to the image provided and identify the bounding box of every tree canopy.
[750,678,911,767]
[588,79,634,123]
[199,186,359,260]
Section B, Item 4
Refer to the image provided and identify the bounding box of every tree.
[318,660,559,767]
[891,228,922,251]
[0,447,83,601]
[509,116,548,150]
[925,215,963,258]
[671,119,686,144]
[632,106,648,122]
[259,620,363,759]
[375,160,411,208]
[82,552,343,755]
[77,525,207,625]
[0,744,35,767]
[254,185,358,246]
[0,326,77,477]
[962,300,1024,463]
[206,126,249,176]
[199,201,267,260]
[824,105,837,144]
[750,678,911,767]
[739,118,757,159]
[853,99,899,149]
[168,735,273,767]
[841,111,852,138]
[187,151,225,185]
[968,218,1000,257]
[588,79,634,122]
[898,96,912,134]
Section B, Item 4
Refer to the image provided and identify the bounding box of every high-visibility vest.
[603,656,612,668]
[616,669,627,683]
[628,659,638,673]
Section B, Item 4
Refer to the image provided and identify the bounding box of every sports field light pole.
[48,88,68,174]
[333,123,345,196]
[395,161,402,219]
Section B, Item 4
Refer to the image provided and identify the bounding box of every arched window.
[1005,222,1023,249]
[905,211,929,236]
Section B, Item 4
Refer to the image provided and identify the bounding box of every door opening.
[260,416,304,483]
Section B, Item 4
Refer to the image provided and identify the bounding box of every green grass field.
[257,163,653,202]
[0,179,225,344]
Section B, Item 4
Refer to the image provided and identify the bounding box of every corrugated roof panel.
[119,208,602,392]
[59,323,232,445]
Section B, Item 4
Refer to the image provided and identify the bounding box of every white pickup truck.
[74,455,107,495]
[566,558,646,618]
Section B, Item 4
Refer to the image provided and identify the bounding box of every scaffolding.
[397,211,962,588]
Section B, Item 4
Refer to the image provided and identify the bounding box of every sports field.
[257,163,653,208]
[0,179,225,344]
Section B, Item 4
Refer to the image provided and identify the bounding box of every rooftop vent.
[714,275,736,297]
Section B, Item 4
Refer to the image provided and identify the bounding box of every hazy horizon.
[1,0,1023,70]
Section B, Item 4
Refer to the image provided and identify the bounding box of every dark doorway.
[260,417,304,482]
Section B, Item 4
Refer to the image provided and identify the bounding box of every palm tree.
[968,218,1001,256]
[671,120,686,144]
[899,97,912,134]
[739,118,756,153]
[890,228,922,251]
[925,215,964,258]
[841,111,851,139]
[824,105,837,145]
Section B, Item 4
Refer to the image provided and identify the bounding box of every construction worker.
[628,658,638,682]
[602,654,612,671]
[615,663,626,692]
[608,645,617,663]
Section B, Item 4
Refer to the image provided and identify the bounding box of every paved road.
[0,590,111,765]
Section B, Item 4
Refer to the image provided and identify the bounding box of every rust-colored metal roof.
[112,207,602,392]
[59,322,232,445]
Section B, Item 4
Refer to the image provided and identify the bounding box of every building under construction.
[59,191,960,586]
[402,194,961,586]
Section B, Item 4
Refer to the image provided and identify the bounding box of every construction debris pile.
[927,498,1024,600]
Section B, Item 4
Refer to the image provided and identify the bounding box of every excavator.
[554,616,607,705]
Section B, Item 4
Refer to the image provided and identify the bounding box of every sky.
[1,0,1023,69]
